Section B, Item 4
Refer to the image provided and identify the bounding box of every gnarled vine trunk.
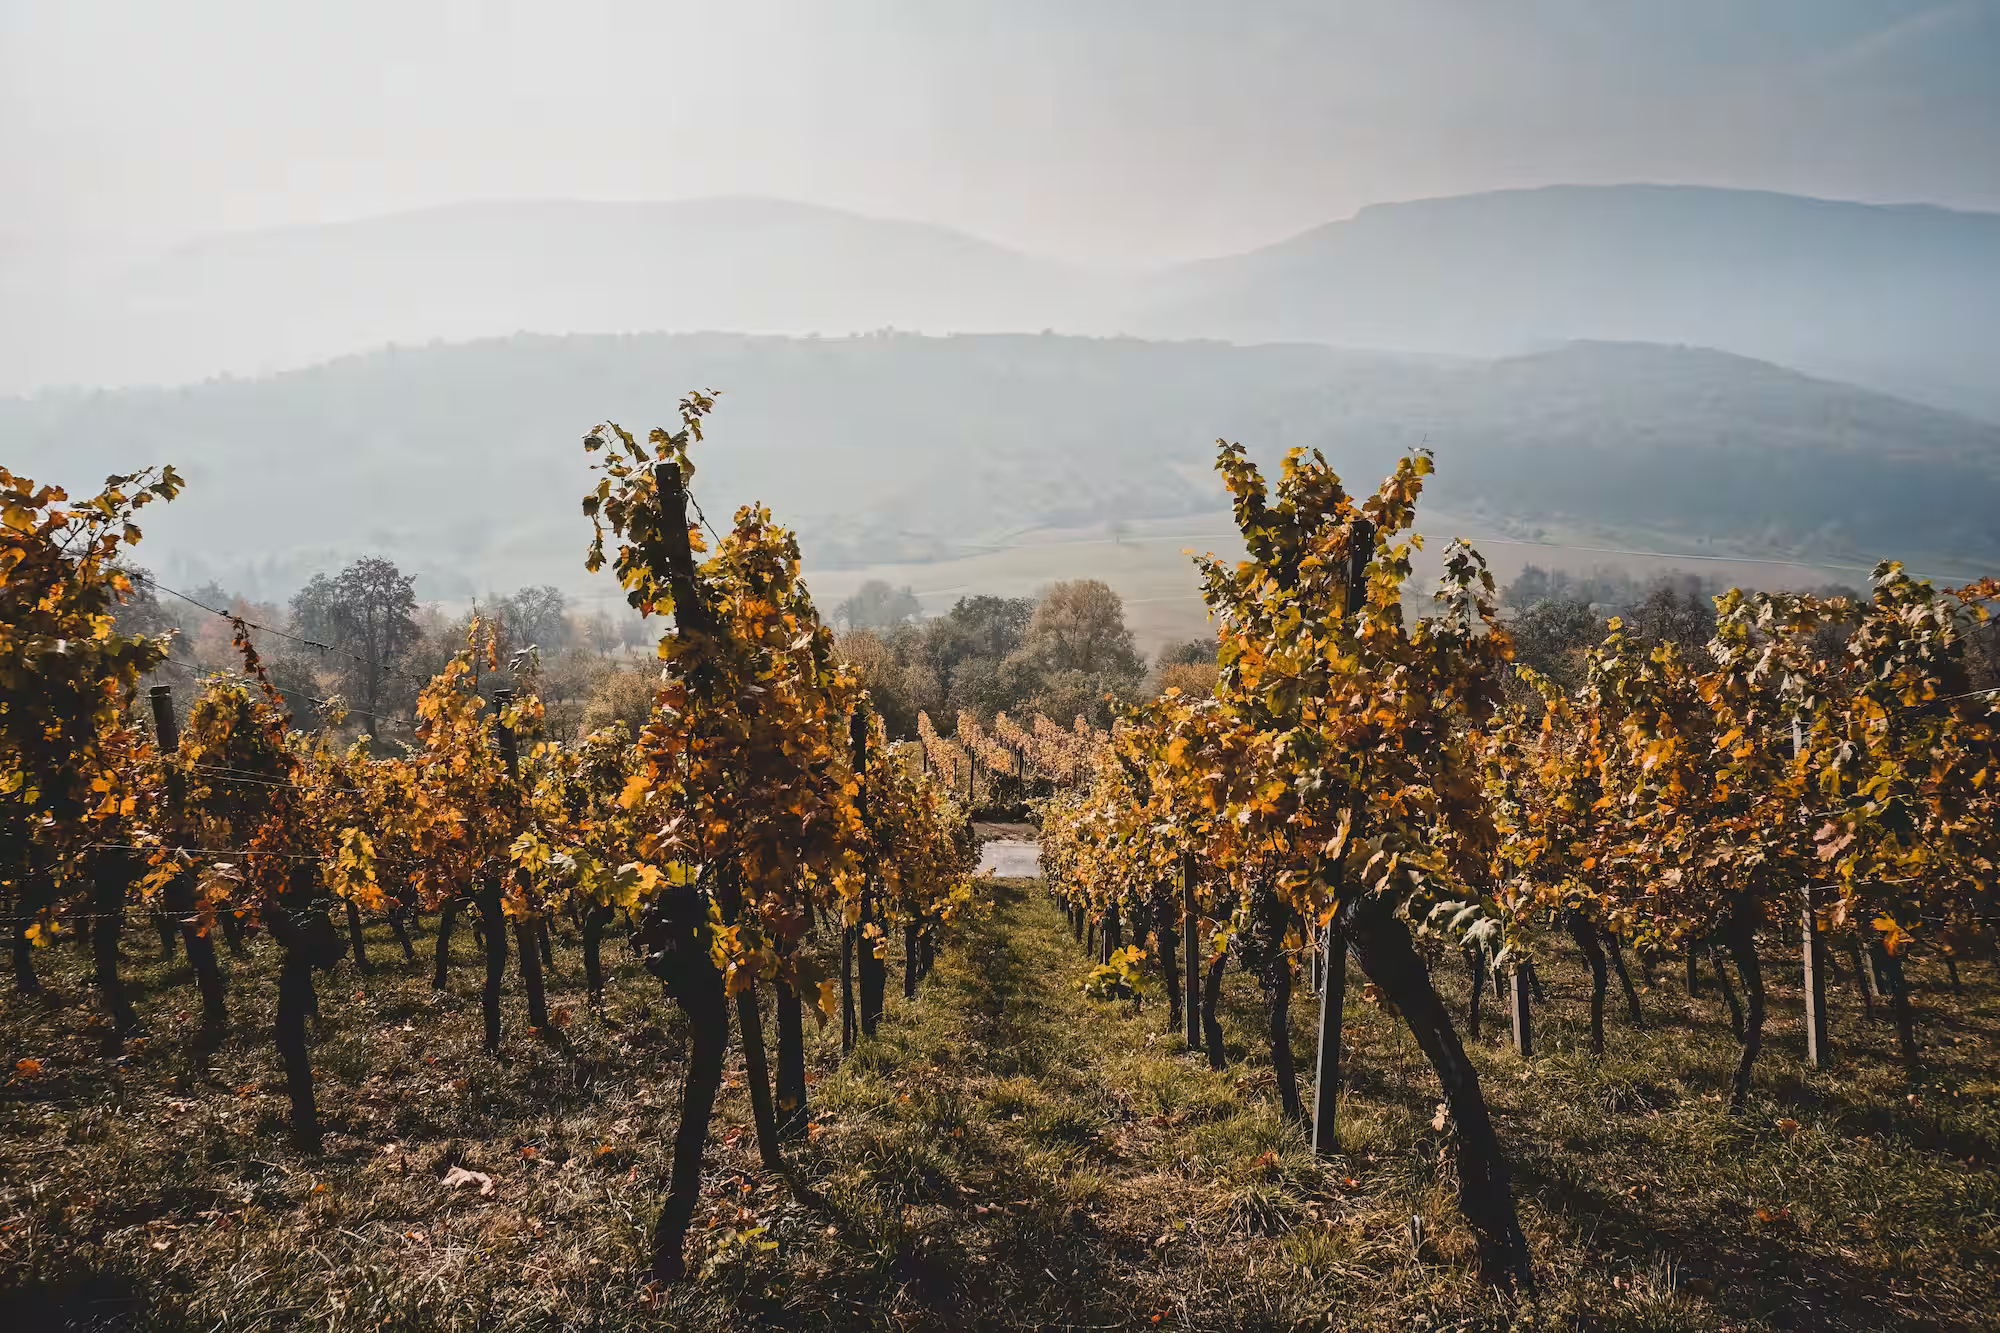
[274,945,318,1150]
[1565,909,1609,1056]
[154,909,179,959]
[735,981,785,1170]
[10,916,35,995]
[1712,944,1744,1040]
[1464,942,1487,1039]
[165,867,227,1068]
[514,912,549,1032]
[267,865,344,1153]
[1254,886,1305,1122]
[582,902,613,1004]
[88,847,144,1039]
[219,908,247,958]
[344,899,370,973]
[432,896,462,991]
[644,883,730,1283]
[11,843,53,995]
[1342,894,1531,1294]
[1881,946,1920,1071]
[1200,950,1228,1071]
[1726,905,1766,1114]
[775,971,808,1140]
[476,879,508,1054]
[387,904,418,963]
[1846,936,1876,1019]
[711,866,783,1172]
[1605,930,1644,1027]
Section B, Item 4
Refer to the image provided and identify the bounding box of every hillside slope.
[6,332,1994,603]
[1140,184,2000,420]
[0,198,1103,394]
[7,186,1997,425]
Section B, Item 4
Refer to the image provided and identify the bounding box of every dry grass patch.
[4,880,2000,1328]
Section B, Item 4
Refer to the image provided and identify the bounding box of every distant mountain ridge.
[1137,183,2000,420]
[2,184,1995,421]
[0,196,1100,394]
[5,332,1993,605]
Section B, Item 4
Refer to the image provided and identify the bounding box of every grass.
[3,879,1999,1330]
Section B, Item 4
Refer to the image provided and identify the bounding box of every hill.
[5,332,1995,610]
[6,186,1997,425]
[0,198,1101,395]
[1139,184,2000,421]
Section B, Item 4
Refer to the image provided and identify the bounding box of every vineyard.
[3,408,2000,1329]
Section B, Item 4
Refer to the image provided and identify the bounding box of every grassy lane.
[756,878,2000,1331]
[4,878,2000,1329]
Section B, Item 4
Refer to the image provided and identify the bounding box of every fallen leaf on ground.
[441,1167,495,1197]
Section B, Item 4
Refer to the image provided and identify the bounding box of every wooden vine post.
[1182,854,1200,1050]
[1802,886,1829,1069]
[1786,717,1829,1071]
[1311,919,1347,1154]
[1510,966,1533,1058]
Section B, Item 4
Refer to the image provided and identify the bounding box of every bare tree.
[291,557,420,739]
[1626,576,1717,651]
[495,584,572,659]
[835,579,922,630]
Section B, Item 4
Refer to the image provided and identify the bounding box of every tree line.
[834,577,1214,742]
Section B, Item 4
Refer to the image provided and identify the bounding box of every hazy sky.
[4,0,1997,265]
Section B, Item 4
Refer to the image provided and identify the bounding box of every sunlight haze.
[4,1,1997,265]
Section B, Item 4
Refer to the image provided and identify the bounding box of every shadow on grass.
[0,1268,154,1333]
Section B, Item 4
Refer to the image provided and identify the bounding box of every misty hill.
[1139,184,2000,421]
[0,198,1099,395]
[7,186,1997,426]
[5,332,1995,604]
